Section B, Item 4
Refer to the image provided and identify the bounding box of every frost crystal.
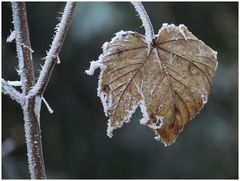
[107,120,114,138]
[178,24,188,39]
[21,43,34,53]
[34,96,42,125]
[154,131,161,141]
[102,41,109,52]
[57,55,61,64]
[212,50,218,60]
[139,100,150,125]
[7,80,22,86]
[6,30,16,43]
[85,61,104,75]
[2,79,22,104]
[22,98,35,178]
[42,97,54,114]
[201,94,208,104]
[111,30,131,42]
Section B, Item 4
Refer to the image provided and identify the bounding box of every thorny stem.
[131,2,155,43]
[3,2,76,179]
[11,2,46,179]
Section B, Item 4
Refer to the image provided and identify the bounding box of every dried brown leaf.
[88,24,218,146]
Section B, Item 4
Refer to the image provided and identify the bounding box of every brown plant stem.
[10,2,77,179]
[11,2,46,178]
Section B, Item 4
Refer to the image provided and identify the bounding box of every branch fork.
[2,2,76,179]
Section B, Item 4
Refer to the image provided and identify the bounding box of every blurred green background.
[2,2,238,179]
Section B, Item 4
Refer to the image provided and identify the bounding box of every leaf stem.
[131,1,155,43]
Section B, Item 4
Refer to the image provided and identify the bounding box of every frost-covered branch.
[131,2,154,43]
[2,79,22,104]
[3,2,77,179]
[11,2,46,179]
[12,2,35,95]
[30,2,76,97]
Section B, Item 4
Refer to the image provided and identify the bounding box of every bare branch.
[131,2,155,43]
[12,2,35,95]
[30,2,77,97]
[11,2,46,179]
[5,2,76,179]
[2,79,22,104]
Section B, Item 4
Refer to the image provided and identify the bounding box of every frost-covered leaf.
[87,24,218,146]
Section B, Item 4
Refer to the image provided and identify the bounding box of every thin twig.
[12,2,35,94]
[2,79,22,104]
[29,2,77,97]
[131,2,155,43]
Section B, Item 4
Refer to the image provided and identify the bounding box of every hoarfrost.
[7,80,22,86]
[139,100,150,125]
[42,97,54,113]
[212,50,218,61]
[86,30,135,77]
[34,96,42,125]
[148,116,164,129]
[178,24,188,40]
[6,30,16,43]
[2,79,22,104]
[85,60,104,75]
[107,120,114,138]
[12,2,27,94]
[30,2,75,96]
[158,23,169,36]
[162,23,168,27]
[100,92,108,114]
[106,101,140,138]
[201,93,208,104]
[154,131,161,141]
[102,41,109,52]
[57,55,61,64]
[131,2,154,43]
[111,30,131,43]
[22,98,35,178]
[21,43,34,53]
[159,23,181,36]
[215,60,218,72]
